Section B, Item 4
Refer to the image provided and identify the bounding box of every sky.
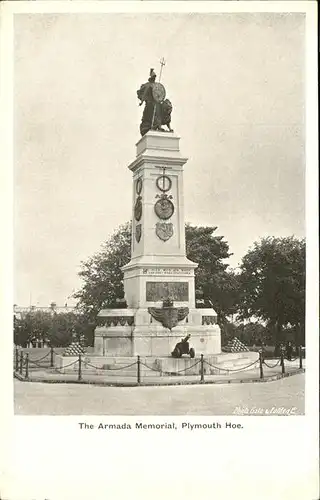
[14,11,305,307]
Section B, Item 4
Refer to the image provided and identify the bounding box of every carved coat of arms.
[134,196,142,221]
[156,222,173,242]
[148,299,189,331]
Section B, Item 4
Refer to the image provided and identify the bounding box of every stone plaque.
[146,282,189,302]
[142,268,192,275]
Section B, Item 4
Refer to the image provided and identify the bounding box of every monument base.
[93,307,221,357]
[55,352,259,377]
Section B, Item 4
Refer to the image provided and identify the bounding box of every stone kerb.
[203,352,259,375]
[55,355,79,371]
[54,352,259,378]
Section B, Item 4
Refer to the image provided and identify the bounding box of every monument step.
[55,352,259,377]
[218,356,258,366]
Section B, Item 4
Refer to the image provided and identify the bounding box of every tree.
[237,236,305,345]
[220,321,238,346]
[47,312,75,347]
[236,322,268,346]
[74,222,131,320]
[14,310,52,347]
[185,224,238,322]
[74,222,237,326]
[14,315,28,347]
[13,309,92,348]
[47,312,94,347]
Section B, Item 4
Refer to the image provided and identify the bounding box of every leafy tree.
[185,224,238,322]
[14,316,28,346]
[220,321,238,346]
[74,222,237,325]
[235,322,268,346]
[237,236,305,345]
[220,321,268,347]
[14,310,52,347]
[46,311,95,347]
[47,312,75,347]
[74,222,131,319]
[14,309,92,348]
[48,312,95,347]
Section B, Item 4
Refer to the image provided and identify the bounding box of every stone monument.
[56,62,258,376]
[94,63,221,357]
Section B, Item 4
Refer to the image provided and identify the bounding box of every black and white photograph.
[0,1,318,499]
[12,7,309,416]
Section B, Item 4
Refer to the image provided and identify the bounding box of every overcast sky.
[14,12,305,307]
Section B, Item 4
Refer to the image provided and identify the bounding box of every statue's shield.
[156,222,173,241]
[152,82,166,103]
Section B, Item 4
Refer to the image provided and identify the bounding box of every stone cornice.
[128,154,189,172]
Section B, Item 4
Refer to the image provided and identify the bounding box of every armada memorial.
[56,63,257,376]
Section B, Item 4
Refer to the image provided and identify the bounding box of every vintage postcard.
[0,1,318,499]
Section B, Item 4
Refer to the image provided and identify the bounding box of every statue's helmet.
[148,68,157,82]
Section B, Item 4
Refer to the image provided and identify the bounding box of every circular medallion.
[134,196,142,221]
[156,175,172,193]
[154,195,174,220]
[152,82,166,103]
[136,178,143,195]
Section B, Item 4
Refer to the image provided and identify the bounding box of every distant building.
[13,303,78,348]
[13,303,77,320]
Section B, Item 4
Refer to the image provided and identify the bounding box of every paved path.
[14,372,305,415]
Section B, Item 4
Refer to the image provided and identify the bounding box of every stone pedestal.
[94,308,220,357]
[122,130,197,310]
[93,130,221,358]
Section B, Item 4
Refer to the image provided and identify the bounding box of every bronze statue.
[137,67,173,136]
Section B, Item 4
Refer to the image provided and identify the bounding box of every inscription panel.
[146,282,189,302]
[143,268,192,275]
